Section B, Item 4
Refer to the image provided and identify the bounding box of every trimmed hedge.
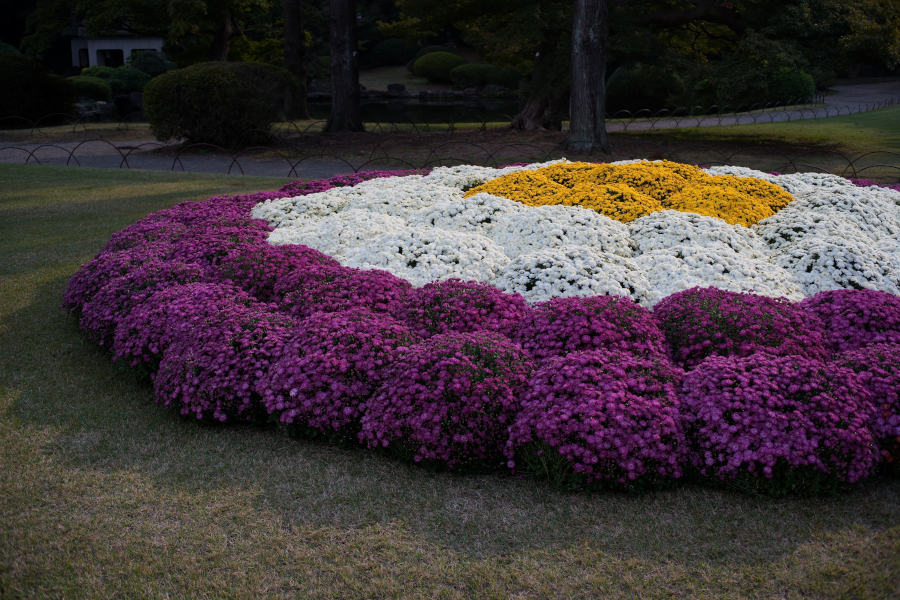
[0,52,77,121]
[108,67,152,96]
[406,45,454,72]
[606,63,684,114]
[81,65,117,80]
[143,61,299,147]
[768,68,815,103]
[68,75,112,102]
[413,52,467,83]
[449,64,522,89]
[129,50,176,77]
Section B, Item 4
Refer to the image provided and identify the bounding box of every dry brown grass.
[1,164,899,599]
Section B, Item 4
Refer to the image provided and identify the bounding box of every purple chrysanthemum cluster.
[62,170,900,494]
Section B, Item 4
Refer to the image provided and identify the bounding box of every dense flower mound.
[799,289,900,353]
[359,331,534,470]
[407,193,528,236]
[629,210,768,258]
[462,170,569,205]
[275,264,413,319]
[705,175,795,212]
[112,282,257,368]
[836,344,900,447]
[664,185,775,227]
[561,184,662,223]
[260,308,419,434]
[402,279,530,339]
[154,304,297,422]
[516,295,668,362]
[654,287,829,369]
[681,354,878,493]
[507,350,686,489]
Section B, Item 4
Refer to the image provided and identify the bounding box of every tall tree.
[284,0,310,118]
[567,0,608,153]
[323,0,364,132]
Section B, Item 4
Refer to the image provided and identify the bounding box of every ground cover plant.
[3,163,900,598]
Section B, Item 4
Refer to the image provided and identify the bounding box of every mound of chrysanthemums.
[63,165,900,496]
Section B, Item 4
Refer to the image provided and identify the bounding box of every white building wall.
[70,36,166,69]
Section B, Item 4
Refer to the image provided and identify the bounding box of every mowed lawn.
[1,163,899,599]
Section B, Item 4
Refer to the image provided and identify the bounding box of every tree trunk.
[510,38,570,131]
[209,7,233,62]
[567,0,609,153]
[323,0,364,132]
[284,0,310,119]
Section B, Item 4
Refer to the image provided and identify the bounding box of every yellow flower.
[705,175,795,212]
[664,185,775,227]
[464,171,568,205]
[563,184,662,222]
[536,161,605,187]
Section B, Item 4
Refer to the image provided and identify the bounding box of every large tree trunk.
[209,7,233,62]
[510,38,570,131]
[284,0,310,119]
[567,0,609,153]
[323,0,364,132]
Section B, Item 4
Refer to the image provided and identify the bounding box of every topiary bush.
[80,65,117,80]
[516,295,669,363]
[413,52,467,83]
[449,64,523,89]
[508,350,686,491]
[67,75,112,102]
[402,279,530,340]
[0,52,77,121]
[128,50,176,77]
[107,66,152,96]
[261,308,420,437]
[799,289,900,354]
[365,38,417,67]
[654,287,830,369]
[681,354,878,496]
[605,63,684,115]
[360,331,534,471]
[767,68,815,103]
[406,45,454,72]
[143,61,299,146]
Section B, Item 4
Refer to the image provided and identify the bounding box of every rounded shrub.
[275,265,412,319]
[799,289,900,354]
[407,45,454,71]
[768,68,815,103]
[402,279,530,339]
[143,61,299,146]
[681,354,878,496]
[449,64,523,89]
[261,308,420,437]
[81,65,117,80]
[516,295,669,363]
[107,66,152,96]
[0,41,20,54]
[0,52,77,121]
[365,38,417,67]
[360,331,535,470]
[508,350,686,490]
[654,287,830,370]
[154,304,297,423]
[605,63,684,115]
[128,50,176,77]
[67,75,112,102]
[413,52,467,83]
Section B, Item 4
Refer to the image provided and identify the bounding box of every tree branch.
[634,3,745,35]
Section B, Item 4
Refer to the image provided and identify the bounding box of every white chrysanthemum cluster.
[252,161,900,306]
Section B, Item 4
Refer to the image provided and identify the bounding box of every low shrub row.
[64,172,900,496]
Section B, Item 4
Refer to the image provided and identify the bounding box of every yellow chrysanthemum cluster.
[464,160,794,226]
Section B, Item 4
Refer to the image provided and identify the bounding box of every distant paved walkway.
[2,81,898,178]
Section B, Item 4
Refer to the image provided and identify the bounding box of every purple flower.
[836,343,900,449]
[800,289,900,354]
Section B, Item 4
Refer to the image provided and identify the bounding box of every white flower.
[754,211,876,251]
[341,178,463,218]
[406,192,528,236]
[630,210,769,259]
[420,159,567,190]
[633,245,805,306]
[773,236,900,296]
[267,209,407,259]
[250,191,348,227]
[492,245,651,304]
[488,204,634,258]
[343,226,510,287]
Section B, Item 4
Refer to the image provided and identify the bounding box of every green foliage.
[143,61,299,147]
[128,50,176,77]
[366,38,418,67]
[0,40,20,54]
[605,63,684,114]
[0,52,77,121]
[413,51,467,83]
[107,67,153,96]
[767,68,815,103]
[81,65,117,80]
[449,63,522,89]
[67,75,112,102]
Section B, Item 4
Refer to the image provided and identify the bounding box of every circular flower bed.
[64,165,900,495]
